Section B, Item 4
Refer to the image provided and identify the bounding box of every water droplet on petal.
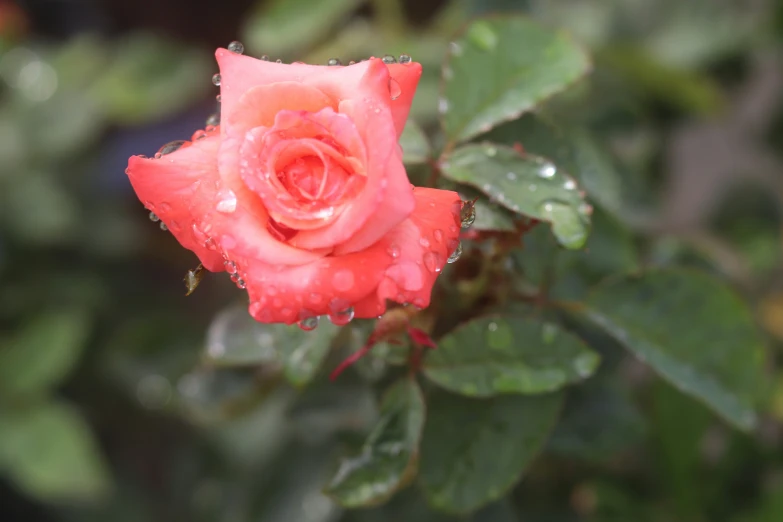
[224,260,237,274]
[419,237,430,248]
[381,54,397,64]
[433,229,443,242]
[327,300,354,326]
[149,212,160,222]
[447,242,462,263]
[275,59,283,63]
[387,243,400,258]
[206,113,220,126]
[332,269,355,292]
[204,237,217,250]
[460,203,476,229]
[389,78,401,100]
[260,54,270,61]
[211,73,221,86]
[156,140,186,158]
[399,54,412,64]
[298,315,319,331]
[216,189,237,213]
[423,252,442,273]
[327,57,342,66]
[227,41,244,54]
[159,222,168,231]
[236,278,246,289]
[538,162,556,179]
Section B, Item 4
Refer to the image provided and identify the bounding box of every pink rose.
[126,46,461,326]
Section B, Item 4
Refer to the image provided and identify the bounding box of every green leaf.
[423,316,599,397]
[419,392,563,513]
[326,378,426,507]
[441,16,590,143]
[0,310,90,397]
[0,401,111,502]
[584,269,766,430]
[441,143,591,248]
[549,378,646,463]
[401,120,431,165]
[484,114,623,216]
[205,305,339,387]
[243,0,363,57]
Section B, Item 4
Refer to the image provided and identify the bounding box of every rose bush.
[126,46,461,326]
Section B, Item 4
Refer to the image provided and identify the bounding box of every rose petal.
[290,97,415,250]
[387,62,423,137]
[215,51,394,126]
[240,187,460,324]
[126,135,226,271]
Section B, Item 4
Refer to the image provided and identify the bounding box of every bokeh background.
[2,0,783,521]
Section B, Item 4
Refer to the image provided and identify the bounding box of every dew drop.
[327,301,354,326]
[419,237,430,248]
[159,222,168,231]
[156,140,186,158]
[423,252,442,273]
[227,41,244,54]
[211,73,221,86]
[389,78,401,100]
[224,260,237,274]
[298,315,319,331]
[447,242,462,263]
[460,203,475,229]
[564,179,577,190]
[206,113,220,126]
[387,243,400,258]
[149,212,160,222]
[399,54,412,64]
[215,189,237,213]
[433,229,443,242]
[327,58,342,66]
[381,54,397,64]
[216,94,222,102]
[204,237,217,250]
[260,54,270,61]
[275,58,283,63]
[538,163,556,179]
[332,269,355,292]
[236,278,246,289]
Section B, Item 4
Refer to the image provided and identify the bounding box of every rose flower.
[126,45,461,327]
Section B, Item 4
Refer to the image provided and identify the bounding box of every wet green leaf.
[419,392,563,514]
[205,305,339,387]
[484,114,623,216]
[423,316,599,397]
[0,310,90,397]
[0,401,111,502]
[584,269,766,430]
[441,16,590,143]
[441,143,590,248]
[326,378,426,507]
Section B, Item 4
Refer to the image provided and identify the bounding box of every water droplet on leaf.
[538,163,556,179]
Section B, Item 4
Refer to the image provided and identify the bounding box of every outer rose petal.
[387,62,422,137]
[126,136,225,271]
[215,51,397,130]
[240,187,461,324]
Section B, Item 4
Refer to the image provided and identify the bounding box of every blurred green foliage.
[2,0,783,521]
